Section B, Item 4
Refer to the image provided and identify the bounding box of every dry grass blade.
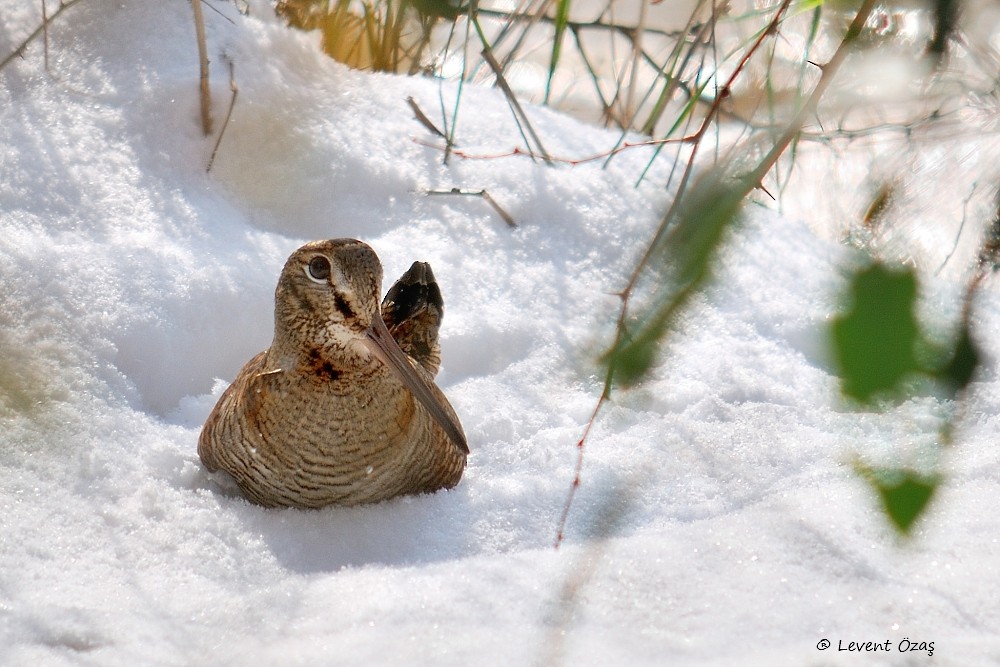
[479,45,553,165]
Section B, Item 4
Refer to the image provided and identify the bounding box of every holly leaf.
[935,323,979,395]
[859,465,939,535]
[832,264,922,403]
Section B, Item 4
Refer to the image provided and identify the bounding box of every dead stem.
[192,0,213,135]
[407,96,448,139]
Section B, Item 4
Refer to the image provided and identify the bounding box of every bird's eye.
[306,256,331,283]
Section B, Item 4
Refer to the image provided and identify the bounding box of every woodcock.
[198,239,468,508]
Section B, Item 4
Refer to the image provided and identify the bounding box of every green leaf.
[936,324,979,394]
[604,174,745,386]
[859,466,939,534]
[605,328,661,388]
[831,263,922,403]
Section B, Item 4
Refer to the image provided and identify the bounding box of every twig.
[475,6,691,43]
[424,188,518,228]
[567,25,615,125]
[192,0,212,136]
[478,190,517,228]
[476,26,553,165]
[552,396,603,548]
[406,96,447,139]
[486,0,554,72]
[206,59,238,173]
[200,0,237,24]
[630,8,716,171]
[413,133,697,165]
[0,0,85,73]
[936,183,979,275]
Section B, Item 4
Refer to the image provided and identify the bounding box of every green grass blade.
[544,0,571,105]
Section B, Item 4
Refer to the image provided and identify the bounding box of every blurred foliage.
[832,263,922,404]
[831,258,981,534]
[936,324,979,394]
[857,465,939,535]
[277,0,446,72]
[928,0,960,60]
[603,173,746,387]
[977,191,1000,272]
[832,260,980,404]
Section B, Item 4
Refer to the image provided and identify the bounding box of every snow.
[1,2,999,665]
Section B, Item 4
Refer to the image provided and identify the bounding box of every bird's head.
[272,238,468,455]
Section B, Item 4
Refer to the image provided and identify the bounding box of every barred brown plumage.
[198,239,467,508]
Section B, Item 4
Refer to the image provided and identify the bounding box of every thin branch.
[414,133,698,165]
[478,190,518,228]
[476,6,692,42]
[206,59,238,173]
[552,394,605,548]
[625,0,798,302]
[936,182,980,275]
[0,0,86,73]
[567,25,616,125]
[424,188,518,228]
[200,0,237,25]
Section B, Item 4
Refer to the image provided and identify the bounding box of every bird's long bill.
[363,316,469,455]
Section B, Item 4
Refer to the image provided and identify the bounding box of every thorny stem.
[554,0,882,548]
[0,0,86,72]
[413,133,699,164]
[415,112,958,169]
